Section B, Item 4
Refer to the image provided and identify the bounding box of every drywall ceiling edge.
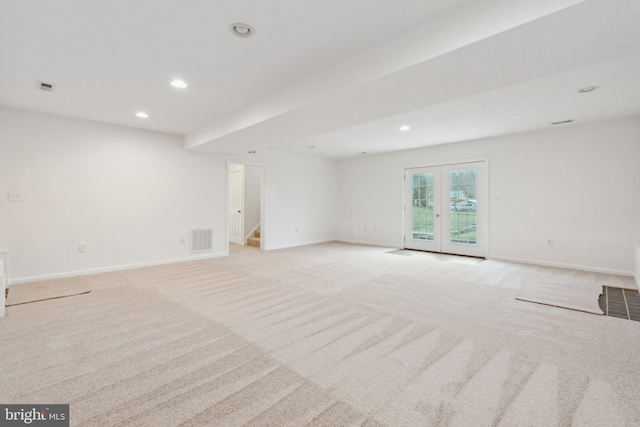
[184,0,584,151]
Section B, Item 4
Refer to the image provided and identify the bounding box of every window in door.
[449,168,477,245]
[411,172,435,241]
[404,161,487,258]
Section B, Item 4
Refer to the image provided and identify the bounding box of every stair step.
[247,237,260,247]
[254,229,261,238]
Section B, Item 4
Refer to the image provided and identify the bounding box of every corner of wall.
[635,243,640,289]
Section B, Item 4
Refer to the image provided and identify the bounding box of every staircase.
[247,227,261,247]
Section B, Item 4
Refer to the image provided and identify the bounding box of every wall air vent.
[38,81,56,92]
[190,228,213,253]
[551,119,574,125]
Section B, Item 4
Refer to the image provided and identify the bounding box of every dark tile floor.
[598,286,640,321]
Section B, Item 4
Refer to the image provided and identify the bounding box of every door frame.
[225,160,266,254]
[402,157,489,257]
[403,166,441,253]
[228,165,245,245]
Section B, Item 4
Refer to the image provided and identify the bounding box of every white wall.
[337,116,640,275]
[226,149,339,250]
[0,108,226,284]
[8,105,632,281]
[0,108,340,283]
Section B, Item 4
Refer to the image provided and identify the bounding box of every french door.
[404,161,487,257]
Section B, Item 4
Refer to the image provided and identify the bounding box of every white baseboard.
[265,238,338,251]
[488,255,633,277]
[583,265,634,276]
[8,252,227,286]
[8,248,634,286]
[335,238,402,249]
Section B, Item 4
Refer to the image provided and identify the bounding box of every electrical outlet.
[79,244,87,253]
[179,236,185,243]
[295,226,299,232]
[7,192,22,202]
[547,239,554,246]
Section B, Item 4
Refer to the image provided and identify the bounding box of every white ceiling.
[2,0,639,159]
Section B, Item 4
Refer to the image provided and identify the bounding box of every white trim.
[489,255,633,277]
[335,238,401,248]
[584,266,634,277]
[489,255,582,270]
[227,166,245,245]
[265,238,337,251]
[7,252,227,286]
[402,158,489,257]
[635,243,640,287]
[226,160,266,252]
[229,159,266,168]
[403,156,490,171]
[0,250,8,278]
[260,167,265,250]
[0,273,5,318]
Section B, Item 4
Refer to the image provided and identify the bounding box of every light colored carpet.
[1,242,639,426]
[516,282,605,315]
[387,249,485,265]
[6,276,91,306]
[515,270,638,315]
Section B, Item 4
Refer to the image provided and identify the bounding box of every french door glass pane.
[449,169,477,244]
[411,173,434,240]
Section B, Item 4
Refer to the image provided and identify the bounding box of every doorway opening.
[404,161,487,258]
[227,162,265,253]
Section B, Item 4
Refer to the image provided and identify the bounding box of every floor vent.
[598,286,640,321]
[190,228,213,253]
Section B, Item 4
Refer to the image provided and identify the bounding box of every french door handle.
[436,213,440,217]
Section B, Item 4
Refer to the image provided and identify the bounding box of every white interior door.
[228,168,244,245]
[404,161,487,257]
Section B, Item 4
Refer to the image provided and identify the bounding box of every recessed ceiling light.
[357,152,368,155]
[399,125,410,131]
[171,80,188,89]
[308,146,316,149]
[229,23,255,38]
[135,112,149,118]
[578,86,599,93]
